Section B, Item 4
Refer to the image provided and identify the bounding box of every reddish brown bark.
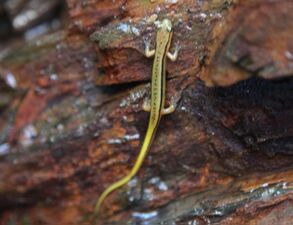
[0,0,292,224]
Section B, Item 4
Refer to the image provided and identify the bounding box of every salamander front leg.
[167,42,180,61]
[144,38,155,58]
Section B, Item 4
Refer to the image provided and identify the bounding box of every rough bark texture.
[0,0,292,225]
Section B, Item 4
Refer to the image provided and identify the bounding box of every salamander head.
[157,18,172,32]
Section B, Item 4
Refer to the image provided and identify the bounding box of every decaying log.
[0,0,292,224]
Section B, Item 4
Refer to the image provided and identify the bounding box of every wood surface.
[0,0,292,224]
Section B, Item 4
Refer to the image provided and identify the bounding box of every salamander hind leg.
[161,96,178,115]
[142,98,151,112]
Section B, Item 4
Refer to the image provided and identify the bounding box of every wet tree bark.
[0,0,292,224]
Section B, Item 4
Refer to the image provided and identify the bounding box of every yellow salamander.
[95,18,179,214]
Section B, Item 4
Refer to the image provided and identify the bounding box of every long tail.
[94,117,159,214]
